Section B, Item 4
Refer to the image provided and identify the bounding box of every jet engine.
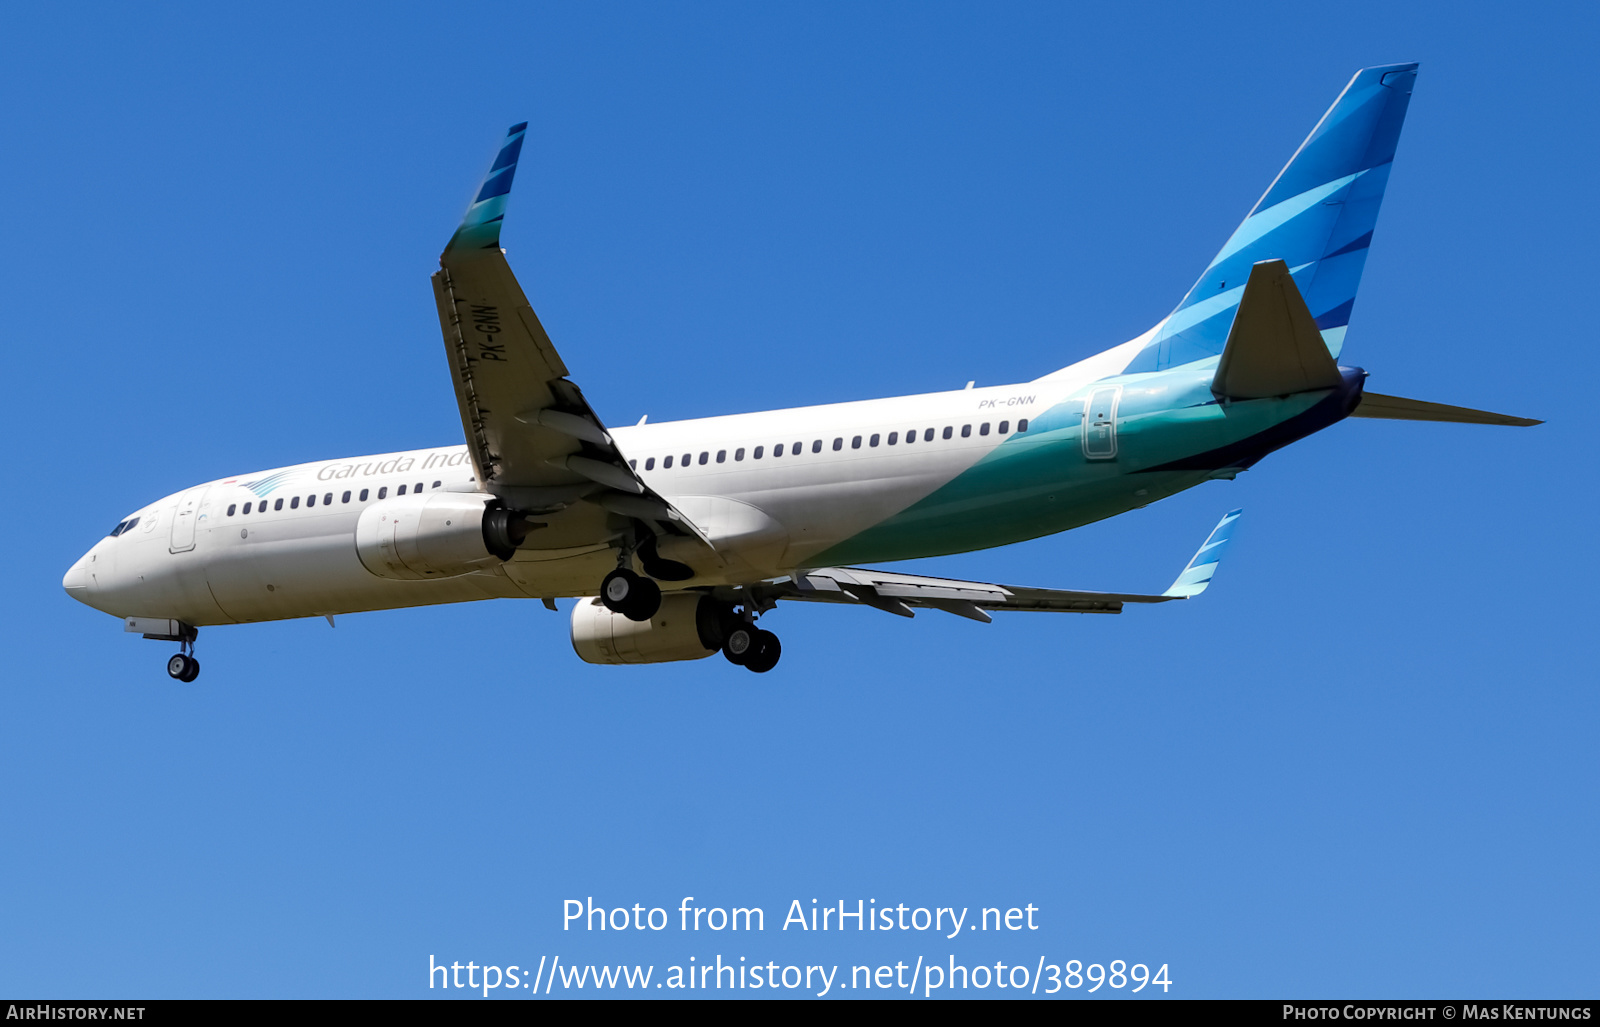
[355,492,532,580]
[570,592,723,665]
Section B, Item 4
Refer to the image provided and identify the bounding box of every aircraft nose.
[63,551,91,603]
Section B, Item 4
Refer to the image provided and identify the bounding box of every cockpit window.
[107,516,140,537]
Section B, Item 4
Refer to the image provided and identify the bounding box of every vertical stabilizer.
[1125,64,1417,373]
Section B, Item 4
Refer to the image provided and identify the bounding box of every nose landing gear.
[166,652,200,682]
[129,619,201,682]
[165,633,200,682]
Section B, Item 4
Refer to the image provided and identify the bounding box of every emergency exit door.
[1082,386,1121,460]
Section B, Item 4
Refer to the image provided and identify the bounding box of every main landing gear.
[721,622,781,673]
[599,537,780,672]
[600,567,662,622]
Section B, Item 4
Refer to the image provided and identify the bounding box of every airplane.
[63,62,1538,681]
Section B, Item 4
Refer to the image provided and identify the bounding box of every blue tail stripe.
[1124,64,1417,374]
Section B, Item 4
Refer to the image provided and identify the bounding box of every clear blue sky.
[3,1,1595,999]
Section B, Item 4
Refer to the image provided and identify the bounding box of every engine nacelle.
[570,593,721,665]
[355,492,529,580]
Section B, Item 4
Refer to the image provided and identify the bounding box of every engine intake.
[355,492,528,580]
[570,593,722,665]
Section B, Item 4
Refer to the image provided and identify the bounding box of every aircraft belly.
[204,516,520,623]
[499,545,620,597]
[679,447,993,571]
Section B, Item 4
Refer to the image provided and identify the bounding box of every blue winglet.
[444,122,528,256]
[1163,509,1243,598]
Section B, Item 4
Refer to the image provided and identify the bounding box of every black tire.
[167,654,189,680]
[600,568,641,615]
[623,576,662,622]
[182,657,201,682]
[722,624,757,666]
[745,630,781,673]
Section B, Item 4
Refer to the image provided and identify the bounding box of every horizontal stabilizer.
[1213,259,1342,400]
[1351,391,1542,427]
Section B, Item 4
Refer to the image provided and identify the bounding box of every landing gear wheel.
[744,630,781,673]
[628,577,661,621]
[167,653,199,682]
[600,568,661,622]
[722,624,758,666]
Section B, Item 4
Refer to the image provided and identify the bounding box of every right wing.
[761,510,1242,620]
[431,124,713,570]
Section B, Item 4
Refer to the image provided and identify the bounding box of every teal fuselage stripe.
[810,366,1332,567]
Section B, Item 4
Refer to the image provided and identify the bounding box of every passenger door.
[1082,386,1122,460]
[168,485,212,553]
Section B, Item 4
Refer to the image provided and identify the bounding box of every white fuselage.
[64,374,1097,627]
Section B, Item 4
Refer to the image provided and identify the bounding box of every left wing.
[761,510,1242,620]
[431,124,712,570]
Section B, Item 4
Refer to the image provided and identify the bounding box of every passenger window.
[682,453,691,467]
[716,450,726,463]
[274,499,283,511]
[433,481,441,489]
[812,440,822,453]
[378,487,388,500]
[792,440,802,454]
[905,429,915,444]
[415,483,423,493]
[629,460,637,470]
[342,491,351,503]
[980,422,990,435]
[664,455,674,469]
[323,493,333,505]
[888,432,898,445]
[359,489,369,501]
[961,424,971,438]
[243,502,253,515]
[307,495,316,507]
[851,436,862,449]
[734,448,745,461]
[645,457,655,471]
[942,426,953,440]
[925,428,935,442]
[699,451,709,465]
[397,484,407,496]
[833,438,843,451]
[291,496,301,509]
[999,420,1009,434]
[1018,418,1030,432]
[754,446,764,459]
[227,505,237,517]
[773,443,784,457]
[870,434,880,447]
